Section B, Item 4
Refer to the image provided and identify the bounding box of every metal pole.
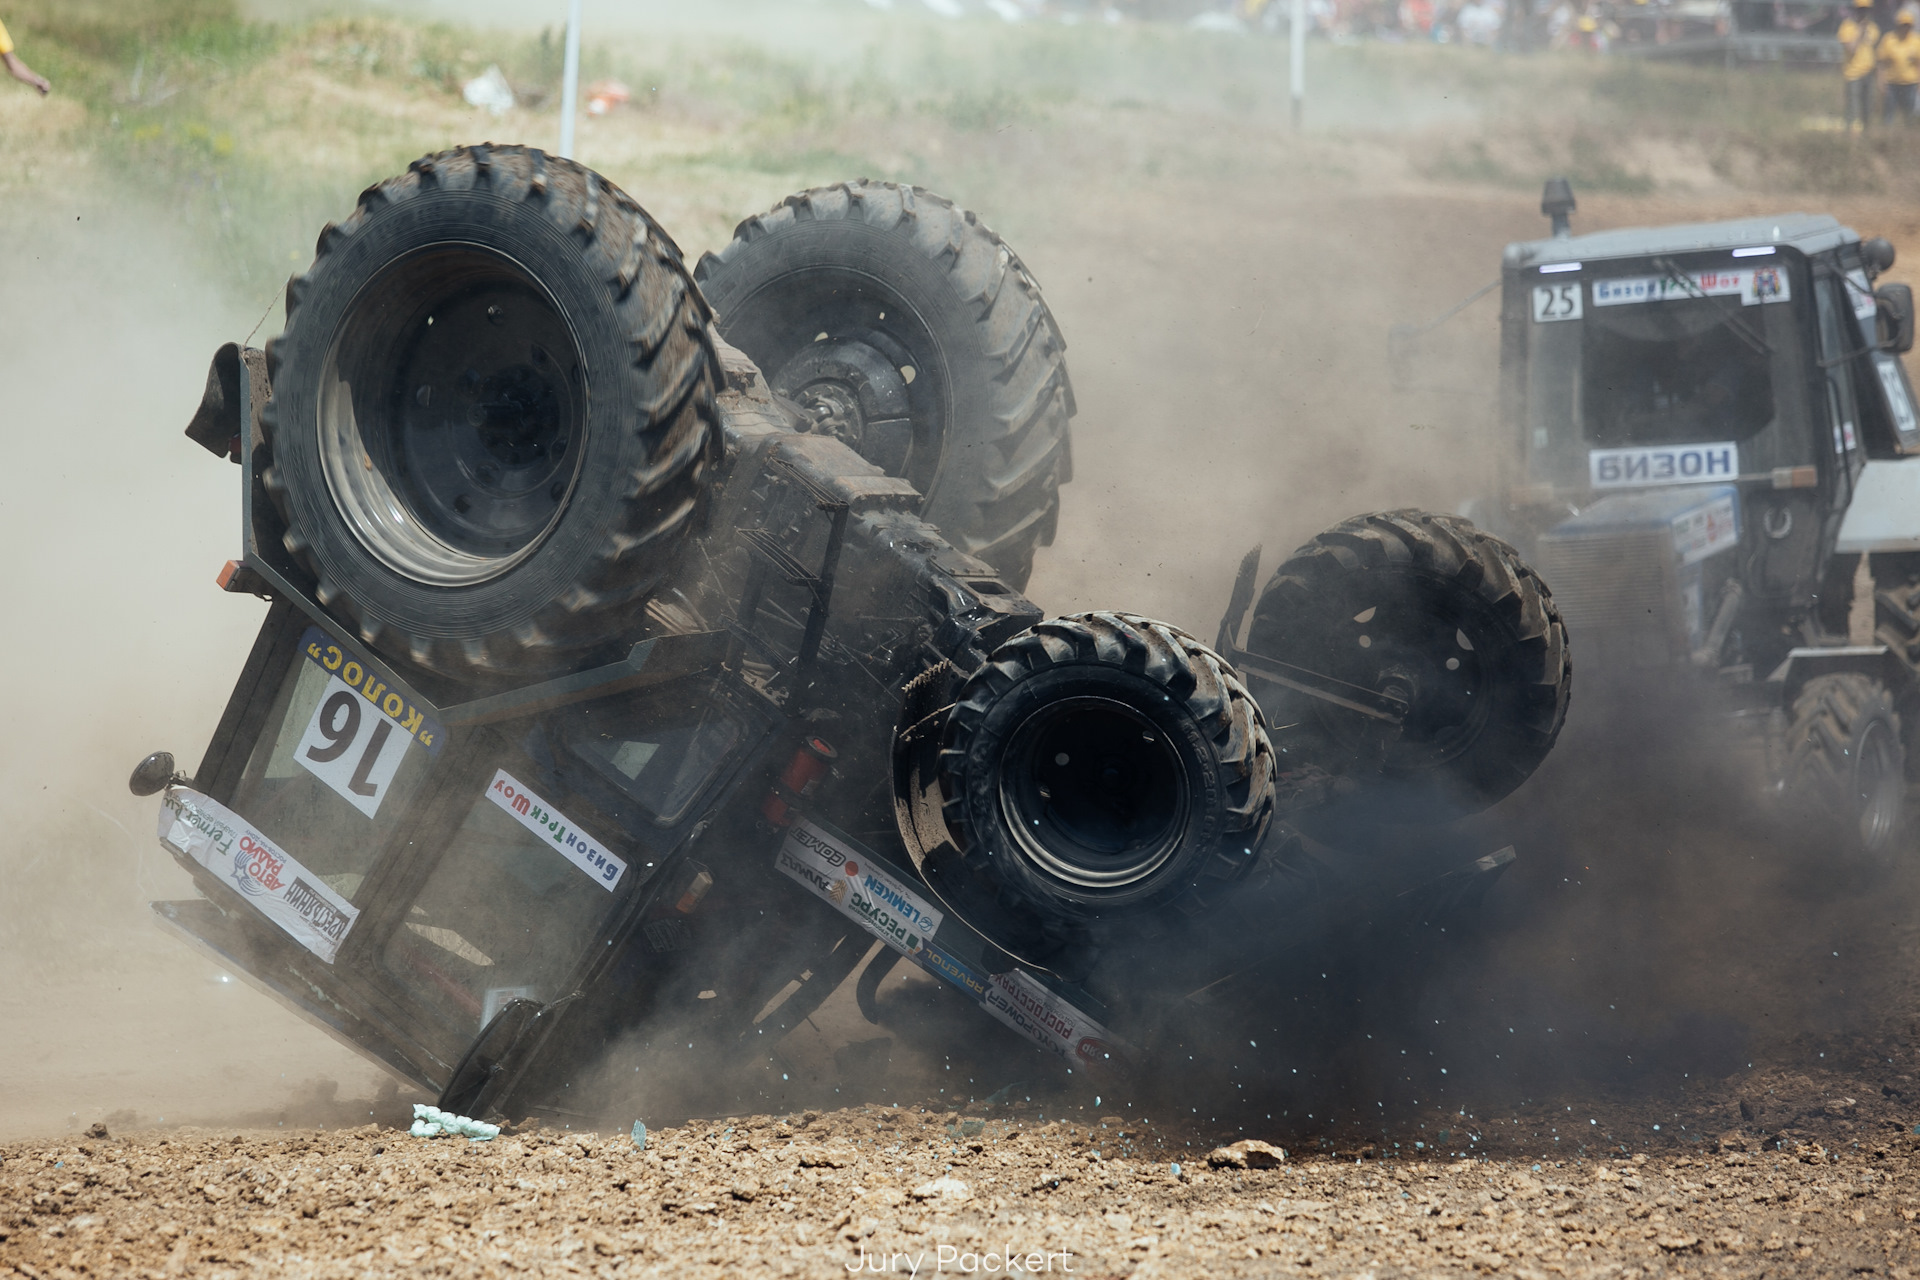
[559,0,582,158]
[1290,0,1306,130]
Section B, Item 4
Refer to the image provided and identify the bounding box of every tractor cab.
[1473,182,1920,857]
[1491,200,1919,680]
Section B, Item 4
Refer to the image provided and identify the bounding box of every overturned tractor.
[139,147,1571,1121]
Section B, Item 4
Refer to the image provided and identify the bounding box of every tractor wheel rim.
[318,243,587,587]
[1856,717,1903,854]
[998,696,1192,891]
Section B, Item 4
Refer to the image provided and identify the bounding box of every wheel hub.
[1319,607,1490,768]
[318,246,587,587]
[998,696,1191,891]
[770,338,914,476]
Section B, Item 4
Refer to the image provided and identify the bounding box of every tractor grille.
[1533,528,1686,668]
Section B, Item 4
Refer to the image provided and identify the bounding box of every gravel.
[6,1084,1920,1279]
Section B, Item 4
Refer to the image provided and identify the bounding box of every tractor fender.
[1766,645,1917,703]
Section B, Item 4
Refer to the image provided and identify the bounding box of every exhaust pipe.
[1541,177,1576,239]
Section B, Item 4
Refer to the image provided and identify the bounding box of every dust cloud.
[0,191,389,1139]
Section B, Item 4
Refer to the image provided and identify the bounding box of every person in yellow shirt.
[0,17,50,96]
[1881,6,1920,123]
[1842,0,1881,133]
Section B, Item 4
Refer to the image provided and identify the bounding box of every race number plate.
[293,627,445,818]
[295,675,413,818]
[1532,282,1583,323]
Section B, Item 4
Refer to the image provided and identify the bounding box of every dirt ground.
[11,1093,1920,1279]
[19,6,1920,1276]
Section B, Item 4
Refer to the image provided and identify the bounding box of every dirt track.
[11,1089,1920,1280]
[22,9,1920,1277]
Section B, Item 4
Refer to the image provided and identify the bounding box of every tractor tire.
[262,145,720,683]
[940,612,1275,922]
[1781,673,1907,861]
[693,180,1073,588]
[1244,510,1570,823]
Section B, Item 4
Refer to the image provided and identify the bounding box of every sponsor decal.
[1589,442,1737,490]
[771,823,1117,1067]
[484,769,626,891]
[299,626,444,754]
[916,944,990,1000]
[1592,267,1790,308]
[157,786,358,963]
[1670,491,1741,566]
[1848,268,1880,321]
[981,968,1115,1068]
[775,818,944,957]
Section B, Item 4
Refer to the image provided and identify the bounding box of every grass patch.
[14,2,1920,295]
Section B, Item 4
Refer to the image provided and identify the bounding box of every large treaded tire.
[263,145,720,682]
[1245,510,1570,822]
[1781,673,1907,861]
[939,613,1274,922]
[693,180,1073,588]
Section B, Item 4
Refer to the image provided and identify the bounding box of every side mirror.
[129,751,180,797]
[1879,283,1915,355]
[1864,236,1898,276]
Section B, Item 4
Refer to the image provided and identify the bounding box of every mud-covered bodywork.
[146,338,1522,1119]
[142,153,1564,1122]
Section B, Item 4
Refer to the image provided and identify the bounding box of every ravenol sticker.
[1593,266,1789,308]
[299,626,444,755]
[1589,442,1737,489]
[917,944,990,1000]
[776,818,944,957]
[981,968,1116,1070]
[158,786,358,963]
[485,769,627,891]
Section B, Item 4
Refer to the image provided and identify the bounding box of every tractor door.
[1828,257,1920,459]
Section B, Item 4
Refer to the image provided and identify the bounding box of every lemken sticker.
[981,969,1117,1070]
[158,786,358,963]
[484,769,626,891]
[299,627,444,755]
[776,818,944,957]
[1590,442,1738,489]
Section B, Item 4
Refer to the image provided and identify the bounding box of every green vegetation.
[4,0,1916,298]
